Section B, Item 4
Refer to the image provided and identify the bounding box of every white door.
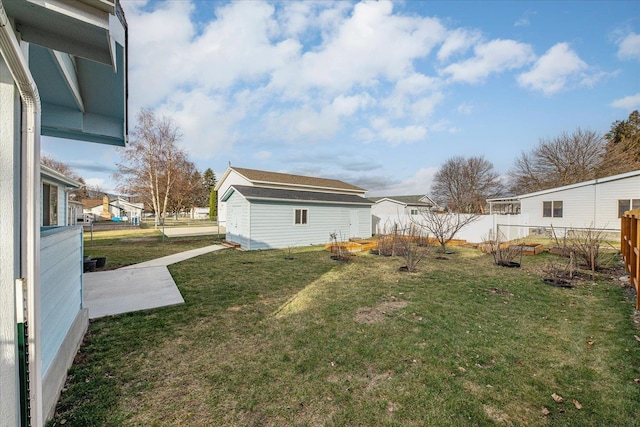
[349,209,359,237]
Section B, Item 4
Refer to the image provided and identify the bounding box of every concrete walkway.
[83,244,226,319]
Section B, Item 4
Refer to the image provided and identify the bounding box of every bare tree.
[166,160,202,217]
[508,128,604,194]
[414,209,478,253]
[431,156,503,214]
[41,154,80,179]
[599,110,640,176]
[116,109,187,226]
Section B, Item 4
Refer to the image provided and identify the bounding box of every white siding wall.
[217,172,252,226]
[520,175,640,230]
[40,227,83,376]
[594,174,640,228]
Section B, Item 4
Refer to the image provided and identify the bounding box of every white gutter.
[0,1,43,426]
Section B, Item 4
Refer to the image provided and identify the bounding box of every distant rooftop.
[369,195,437,206]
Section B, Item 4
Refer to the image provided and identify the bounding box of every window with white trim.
[294,208,308,225]
[542,201,563,218]
[42,182,58,226]
[618,199,640,217]
[410,209,418,215]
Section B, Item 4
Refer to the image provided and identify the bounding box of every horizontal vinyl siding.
[40,227,83,376]
[522,175,640,230]
[225,192,250,248]
[594,175,640,228]
[248,202,369,250]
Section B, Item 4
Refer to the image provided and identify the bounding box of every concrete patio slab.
[83,266,183,319]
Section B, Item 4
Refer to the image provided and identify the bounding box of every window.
[410,209,418,215]
[618,199,640,217]
[294,208,308,225]
[543,201,562,218]
[42,182,58,226]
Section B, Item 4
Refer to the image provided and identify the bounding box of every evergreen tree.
[209,189,217,220]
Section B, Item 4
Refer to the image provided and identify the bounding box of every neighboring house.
[81,198,105,221]
[369,195,440,235]
[217,167,372,250]
[0,1,128,425]
[81,196,143,222]
[41,165,82,227]
[487,170,640,231]
[110,196,144,221]
[191,207,210,219]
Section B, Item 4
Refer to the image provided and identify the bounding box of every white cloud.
[367,167,438,196]
[437,28,482,61]
[367,118,428,145]
[457,102,474,115]
[126,1,197,108]
[517,43,588,95]
[617,32,640,60]
[158,90,245,159]
[610,93,640,109]
[269,0,446,95]
[441,39,535,83]
[514,18,529,27]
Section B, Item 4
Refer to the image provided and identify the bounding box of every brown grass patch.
[354,299,408,324]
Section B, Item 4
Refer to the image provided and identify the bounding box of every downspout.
[0,2,43,426]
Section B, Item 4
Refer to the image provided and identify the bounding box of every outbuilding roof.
[223,185,373,205]
[228,167,366,192]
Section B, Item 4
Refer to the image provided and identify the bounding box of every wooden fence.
[621,208,640,309]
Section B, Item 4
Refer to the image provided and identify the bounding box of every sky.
[41,0,640,197]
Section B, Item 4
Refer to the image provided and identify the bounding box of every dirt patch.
[354,300,408,324]
[484,405,510,423]
[355,307,385,324]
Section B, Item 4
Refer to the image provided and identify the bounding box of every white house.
[370,195,439,235]
[82,196,143,222]
[41,165,83,227]
[0,1,128,424]
[217,167,372,250]
[487,170,640,234]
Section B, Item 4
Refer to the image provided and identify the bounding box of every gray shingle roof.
[232,167,365,192]
[229,185,373,205]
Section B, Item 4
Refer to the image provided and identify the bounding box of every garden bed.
[508,243,544,256]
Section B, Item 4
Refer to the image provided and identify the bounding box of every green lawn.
[83,229,223,268]
[51,243,639,426]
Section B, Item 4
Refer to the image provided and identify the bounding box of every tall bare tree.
[116,109,187,226]
[508,128,604,194]
[431,156,503,213]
